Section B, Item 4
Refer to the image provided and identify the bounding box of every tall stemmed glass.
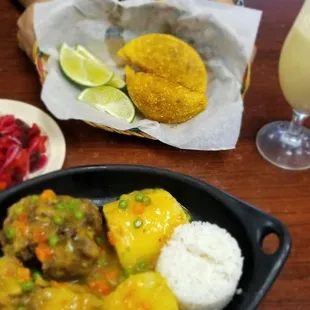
[256,0,310,170]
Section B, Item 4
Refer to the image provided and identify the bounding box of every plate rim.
[0,98,66,180]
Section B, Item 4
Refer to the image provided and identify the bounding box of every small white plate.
[0,99,66,180]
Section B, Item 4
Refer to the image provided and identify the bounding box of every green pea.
[142,196,152,206]
[124,269,132,278]
[56,203,67,211]
[53,215,64,225]
[48,235,59,247]
[118,200,128,210]
[21,280,35,292]
[96,236,107,246]
[69,199,79,210]
[31,195,39,202]
[133,218,143,229]
[136,260,148,271]
[16,306,26,310]
[5,227,16,240]
[135,193,144,202]
[32,271,41,280]
[13,205,24,217]
[74,210,84,220]
[98,257,108,267]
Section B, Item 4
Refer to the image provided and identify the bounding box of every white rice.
[156,221,243,310]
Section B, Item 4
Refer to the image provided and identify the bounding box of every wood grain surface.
[1,0,310,309]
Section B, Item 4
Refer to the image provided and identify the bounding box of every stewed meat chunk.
[0,190,103,280]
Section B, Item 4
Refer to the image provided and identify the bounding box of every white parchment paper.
[34,0,262,150]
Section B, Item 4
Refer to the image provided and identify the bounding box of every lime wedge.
[76,45,126,89]
[78,85,135,123]
[60,43,113,87]
[75,44,101,63]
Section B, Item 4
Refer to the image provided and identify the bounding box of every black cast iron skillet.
[0,165,291,309]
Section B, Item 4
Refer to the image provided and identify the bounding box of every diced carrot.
[107,231,116,246]
[18,222,28,236]
[18,214,28,222]
[88,280,111,296]
[88,281,97,289]
[32,227,47,243]
[104,269,117,283]
[98,286,111,296]
[133,203,145,215]
[35,244,53,262]
[40,189,56,201]
[17,214,29,236]
[17,268,31,281]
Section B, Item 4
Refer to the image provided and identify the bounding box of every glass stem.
[281,110,308,147]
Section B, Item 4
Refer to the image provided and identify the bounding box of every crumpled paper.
[34,0,262,150]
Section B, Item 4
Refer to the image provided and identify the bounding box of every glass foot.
[256,121,310,170]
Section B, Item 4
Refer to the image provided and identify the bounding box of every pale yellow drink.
[279,0,310,114]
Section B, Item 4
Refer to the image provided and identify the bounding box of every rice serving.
[156,221,243,310]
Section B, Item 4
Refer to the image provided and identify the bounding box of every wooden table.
[1,0,310,309]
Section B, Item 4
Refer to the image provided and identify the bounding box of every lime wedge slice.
[76,45,126,89]
[60,43,113,87]
[78,85,135,123]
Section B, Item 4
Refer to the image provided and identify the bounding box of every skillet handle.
[238,206,292,309]
[186,180,291,310]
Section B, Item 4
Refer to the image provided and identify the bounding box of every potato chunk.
[0,256,29,309]
[29,283,105,310]
[104,272,178,310]
[103,189,188,271]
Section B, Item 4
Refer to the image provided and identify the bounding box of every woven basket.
[32,18,252,140]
